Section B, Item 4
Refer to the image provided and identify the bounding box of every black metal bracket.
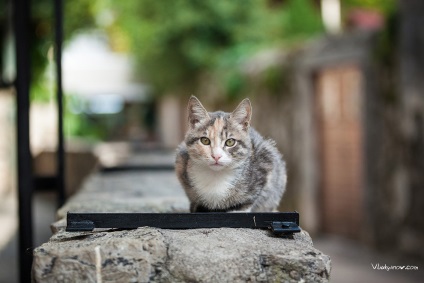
[66,211,301,236]
[270,221,301,235]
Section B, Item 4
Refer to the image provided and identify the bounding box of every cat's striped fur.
[175,96,286,212]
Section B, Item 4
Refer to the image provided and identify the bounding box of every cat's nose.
[211,153,222,161]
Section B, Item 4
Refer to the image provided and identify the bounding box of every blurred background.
[1,0,424,282]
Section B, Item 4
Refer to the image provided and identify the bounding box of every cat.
[175,96,286,212]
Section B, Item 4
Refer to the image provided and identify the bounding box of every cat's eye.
[225,138,236,147]
[200,137,211,145]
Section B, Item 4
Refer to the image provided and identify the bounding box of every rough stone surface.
[33,228,330,283]
[33,152,331,282]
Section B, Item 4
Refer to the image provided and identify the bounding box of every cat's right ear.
[230,98,252,131]
[188,96,210,129]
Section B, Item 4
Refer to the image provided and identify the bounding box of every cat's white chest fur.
[188,164,235,208]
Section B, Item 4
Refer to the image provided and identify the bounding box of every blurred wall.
[0,88,15,198]
[30,102,57,156]
[158,95,186,149]
[156,25,424,258]
[33,149,98,198]
[393,0,424,257]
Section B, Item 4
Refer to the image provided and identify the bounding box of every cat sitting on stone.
[175,96,286,212]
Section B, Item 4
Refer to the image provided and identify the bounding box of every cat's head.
[184,96,252,171]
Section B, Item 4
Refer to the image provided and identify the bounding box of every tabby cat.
[175,96,286,212]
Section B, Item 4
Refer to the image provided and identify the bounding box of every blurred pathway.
[0,191,56,283]
[314,235,424,283]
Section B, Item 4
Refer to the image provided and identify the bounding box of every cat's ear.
[230,98,252,131]
[188,96,210,129]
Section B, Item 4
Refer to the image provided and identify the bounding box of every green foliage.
[280,0,324,42]
[65,95,124,141]
[225,71,249,102]
[30,0,97,102]
[31,79,52,102]
[111,0,258,92]
[21,0,325,139]
[342,0,397,15]
[64,0,97,36]
[24,0,325,101]
[107,0,324,97]
[262,65,285,95]
[65,110,109,141]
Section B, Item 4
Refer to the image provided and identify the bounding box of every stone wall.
[34,227,330,283]
[369,1,424,257]
[32,152,331,282]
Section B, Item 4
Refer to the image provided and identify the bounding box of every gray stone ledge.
[56,171,190,220]
[33,158,331,282]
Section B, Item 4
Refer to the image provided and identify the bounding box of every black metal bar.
[66,212,301,235]
[54,0,66,207]
[100,164,175,173]
[34,175,59,190]
[13,0,33,281]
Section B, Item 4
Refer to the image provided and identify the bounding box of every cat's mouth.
[209,162,225,169]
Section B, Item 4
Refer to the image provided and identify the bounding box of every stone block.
[33,227,330,282]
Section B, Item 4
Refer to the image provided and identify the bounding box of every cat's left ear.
[230,98,252,131]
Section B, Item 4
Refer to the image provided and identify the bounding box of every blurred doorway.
[315,65,364,239]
